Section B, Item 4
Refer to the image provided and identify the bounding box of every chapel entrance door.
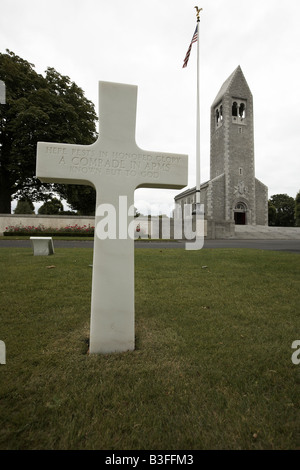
[234,202,247,225]
[234,211,246,225]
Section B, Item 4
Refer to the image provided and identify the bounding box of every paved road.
[1,238,300,252]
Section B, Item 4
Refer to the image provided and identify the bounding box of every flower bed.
[3,224,95,237]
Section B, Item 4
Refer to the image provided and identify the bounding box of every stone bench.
[30,237,54,256]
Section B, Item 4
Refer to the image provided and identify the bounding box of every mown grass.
[0,246,299,450]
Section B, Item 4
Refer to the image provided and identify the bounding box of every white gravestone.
[36,81,188,354]
[30,236,54,256]
[0,340,6,364]
[0,80,6,104]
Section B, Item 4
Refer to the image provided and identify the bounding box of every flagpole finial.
[194,6,203,22]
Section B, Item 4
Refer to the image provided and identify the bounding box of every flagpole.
[195,7,202,213]
[182,7,204,249]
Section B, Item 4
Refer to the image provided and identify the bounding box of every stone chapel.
[174,65,268,239]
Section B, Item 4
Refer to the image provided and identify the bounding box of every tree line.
[1,51,299,226]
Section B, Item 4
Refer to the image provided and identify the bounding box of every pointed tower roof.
[212,65,251,107]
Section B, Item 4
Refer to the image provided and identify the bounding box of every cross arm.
[36,141,98,188]
[134,148,188,191]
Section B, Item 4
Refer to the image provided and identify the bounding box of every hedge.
[3,224,95,237]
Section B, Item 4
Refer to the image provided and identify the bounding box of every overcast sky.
[1,0,299,214]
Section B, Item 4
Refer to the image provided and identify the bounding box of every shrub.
[3,224,94,237]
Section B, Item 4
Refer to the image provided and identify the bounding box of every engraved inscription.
[46,146,182,180]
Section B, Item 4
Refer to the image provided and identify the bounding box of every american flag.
[182,25,198,68]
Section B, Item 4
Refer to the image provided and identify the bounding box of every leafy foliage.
[38,197,63,215]
[3,223,94,236]
[14,197,35,214]
[268,193,295,227]
[56,184,96,216]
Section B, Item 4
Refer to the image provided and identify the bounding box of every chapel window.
[232,99,246,124]
[239,103,245,119]
[232,102,238,117]
[215,103,223,128]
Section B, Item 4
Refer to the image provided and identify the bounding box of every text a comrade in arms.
[46,145,182,176]
[47,145,182,167]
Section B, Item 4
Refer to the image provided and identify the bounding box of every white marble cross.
[36,81,188,354]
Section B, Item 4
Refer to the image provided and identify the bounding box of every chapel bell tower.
[174,65,268,237]
[210,65,258,224]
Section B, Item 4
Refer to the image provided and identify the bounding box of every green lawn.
[0,246,299,450]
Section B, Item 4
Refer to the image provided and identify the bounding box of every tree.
[38,197,63,215]
[14,197,35,214]
[268,194,295,227]
[0,50,97,213]
[268,200,276,226]
[295,190,300,227]
[57,184,96,215]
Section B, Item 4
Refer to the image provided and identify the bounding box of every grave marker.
[0,80,6,104]
[36,81,188,353]
[0,340,6,364]
[30,236,54,256]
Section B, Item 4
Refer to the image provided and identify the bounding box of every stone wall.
[0,213,208,240]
